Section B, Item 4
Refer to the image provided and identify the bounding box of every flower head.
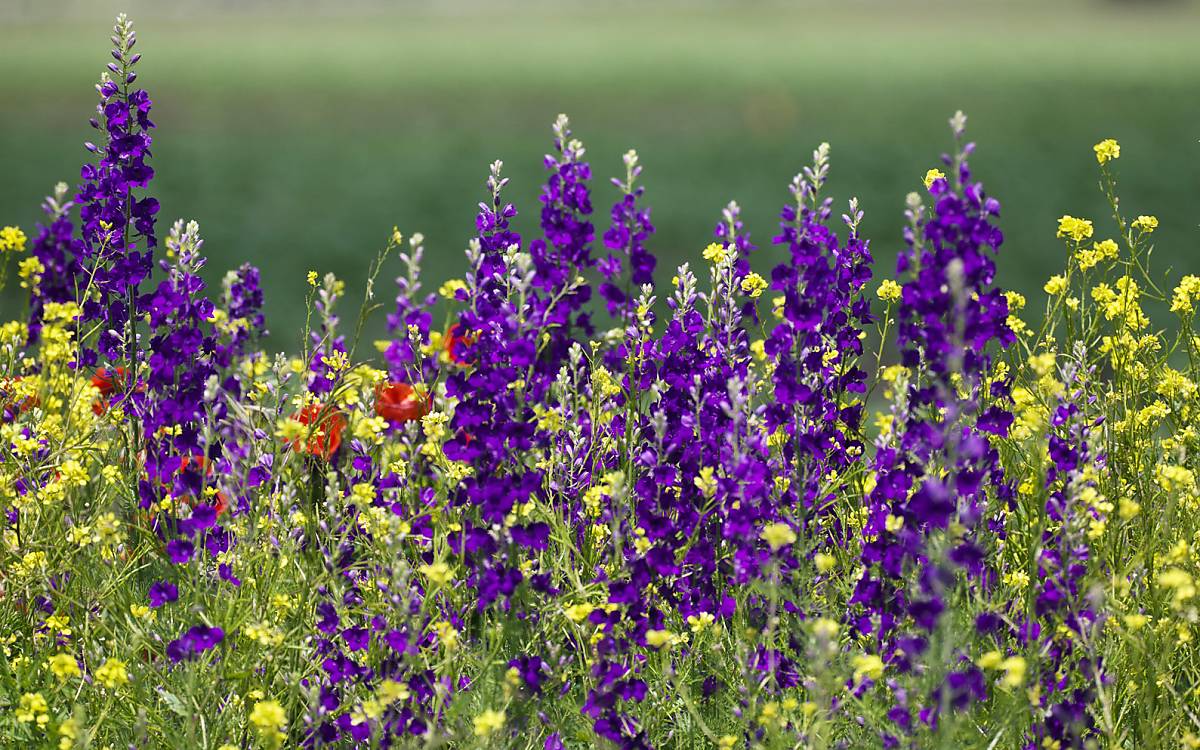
[374,381,430,424]
[1057,215,1094,243]
[1132,214,1158,233]
[288,404,347,460]
[94,658,129,689]
[1093,138,1120,164]
[249,700,287,748]
[0,225,27,253]
[876,279,902,302]
[473,708,506,737]
[761,522,797,551]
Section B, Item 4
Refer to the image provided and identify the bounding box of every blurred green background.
[1,0,1198,348]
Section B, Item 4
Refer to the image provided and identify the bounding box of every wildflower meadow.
[4,14,1200,750]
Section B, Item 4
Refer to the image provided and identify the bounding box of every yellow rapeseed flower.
[94,658,129,689]
[1057,216,1094,243]
[740,272,768,299]
[877,279,902,302]
[1132,215,1158,233]
[0,225,28,253]
[761,522,797,551]
[473,708,505,737]
[249,699,287,747]
[852,653,884,681]
[702,242,731,265]
[48,653,81,681]
[1093,138,1120,164]
[419,561,453,586]
[645,629,676,649]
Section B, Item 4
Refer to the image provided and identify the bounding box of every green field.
[2,1,1199,346]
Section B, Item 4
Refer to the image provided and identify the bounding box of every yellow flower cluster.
[249,699,287,748]
[1092,277,1149,331]
[1044,275,1067,296]
[702,242,731,265]
[94,657,129,689]
[1131,215,1158,233]
[15,692,49,727]
[761,521,797,551]
[473,708,506,737]
[1076,238,1118,271]
[0,225,27,253]
[1171,275,1200,315]
[741,272,768,298]
[1057,215,1094,243]
[876,279,902,302]
[1093,138,1120,164]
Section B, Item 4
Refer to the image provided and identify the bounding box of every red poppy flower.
[92,367,124,396]
[91,366,131,414]
[289,404,347,460]
[375,381,430,424]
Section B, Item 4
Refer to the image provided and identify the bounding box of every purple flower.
[598,148,655,321]
[25,183,80,343]
[148,580,178,607]
[72,14,158,366]
[167,624,224,663]
[165,538,194,564]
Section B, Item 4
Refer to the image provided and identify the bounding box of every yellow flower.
[687,612,715,633]
[702,242,731,265]
[693,466,718,498]
[563,603,595,625]
[473,708,506,737]
[761,522,796,551]
[876,279,902,302]
[812,618,840,640]
[378,679,410,704]
[852,653,885,681]
[1132,215,1158,233]
[1093,138,1120,164]
[976,650,1003,670]
[16,692,49,726]
[438,278,467,299]
[814,551,836,573]
[1043,275,1067,296]
[249,699,287,747]
[94,657,129,689]
[48,652,81,681]
[1123,613,1149,631]
[999,656,1026,688]
[1056,215,1094,243]
[59,717,80,749]
[433,620,459,650]
[645,629,676,649]
[0,225,28,253]
[740,272,768,299]
[1076,238,1118,270]
[923,168,946,189]
[419,561,453,586]
[1159,568,1196,606]
[1171,275,1200,315]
